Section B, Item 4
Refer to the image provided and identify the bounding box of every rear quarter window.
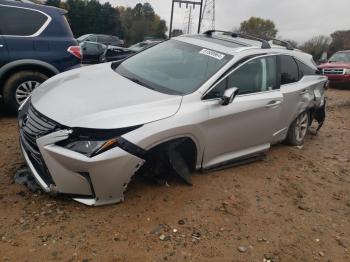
[0,5,49,36]
[280,55,299,85]
[296,60,316,79]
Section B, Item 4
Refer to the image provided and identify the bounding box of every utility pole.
[198,0,204,34]
[200,0,216,32]
[169,0,204,38]
[169,0,175,38]
[187,6,192,34]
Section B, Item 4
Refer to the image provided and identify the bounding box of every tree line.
[237,17,350,61]
[45,0,167,45]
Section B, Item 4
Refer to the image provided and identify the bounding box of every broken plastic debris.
[167,147,193,185]
[14,168,41,192]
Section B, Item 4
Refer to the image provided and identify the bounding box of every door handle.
[300,89,308,95]
[265,100,282,108]
[0,44,4,48]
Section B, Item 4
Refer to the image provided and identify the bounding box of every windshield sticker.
[199,49,225,60]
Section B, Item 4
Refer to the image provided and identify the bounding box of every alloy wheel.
[15,81,41,104]
[295,112,308,143]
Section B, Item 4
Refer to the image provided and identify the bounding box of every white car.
[18,31,327,206]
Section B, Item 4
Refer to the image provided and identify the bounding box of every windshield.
[329,52,350,63]
[115,40,232,95]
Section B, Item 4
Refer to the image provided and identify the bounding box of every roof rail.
[203,30,271,49]
[270,39,294,50]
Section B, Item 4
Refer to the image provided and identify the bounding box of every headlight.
[64,138,119,157]
[59,125,143,157]
[345,69,350,75]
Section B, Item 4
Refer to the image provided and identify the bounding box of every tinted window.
[85,35,97,42]
[296,60,316,79]
[205,56,277,99]
[0,6,48,36]
[115,40,232,95]
[280,55,299,85]
[97,35,111,44]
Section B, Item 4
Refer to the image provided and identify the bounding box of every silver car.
[18,31,327,206]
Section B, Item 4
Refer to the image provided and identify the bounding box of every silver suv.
[18,31,327,206]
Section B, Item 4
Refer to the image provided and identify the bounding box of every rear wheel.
[3,71,48,111]
[286,111,309,146]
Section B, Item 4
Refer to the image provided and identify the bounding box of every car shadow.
[0,102,17,118]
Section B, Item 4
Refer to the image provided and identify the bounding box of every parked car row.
[77,34,124,47]
[78,38,162,64]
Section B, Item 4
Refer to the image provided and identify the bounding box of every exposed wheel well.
[0,65,56,93]
[136,137,198,184]
[146,137,198,171]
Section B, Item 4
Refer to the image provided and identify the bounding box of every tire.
[286,111,309,146]
[3,71,48,112]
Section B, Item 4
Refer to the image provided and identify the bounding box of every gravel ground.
[0,88,349,262]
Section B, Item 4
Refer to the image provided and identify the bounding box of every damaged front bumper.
[20,129,145,206]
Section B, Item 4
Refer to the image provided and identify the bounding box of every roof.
[177,33,301,53]
[175,33,315,69]
[0,0,67,14]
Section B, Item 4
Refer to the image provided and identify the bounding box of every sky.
[102,0,350,44]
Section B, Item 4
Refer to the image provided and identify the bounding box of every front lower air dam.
[20,128,145,206]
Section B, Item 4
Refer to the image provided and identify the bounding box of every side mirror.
[220,87,239,106]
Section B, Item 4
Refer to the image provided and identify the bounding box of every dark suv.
[0,0,81,111]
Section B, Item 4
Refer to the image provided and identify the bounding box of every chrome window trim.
[0,4,52,37]
[202,53,280,100]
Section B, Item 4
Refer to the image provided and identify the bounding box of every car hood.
[31,63,182,129]
[319,62,350,69]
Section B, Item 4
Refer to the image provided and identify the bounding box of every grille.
[323,68,345,75]
[20,103,59,185]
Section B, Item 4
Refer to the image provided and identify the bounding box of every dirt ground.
[0,89,349,262]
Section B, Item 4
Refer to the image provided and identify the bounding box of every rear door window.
[279,55,299,85]
[0,5,49,36]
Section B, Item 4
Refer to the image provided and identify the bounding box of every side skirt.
[201,152,266,173]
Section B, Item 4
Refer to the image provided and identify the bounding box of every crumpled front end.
[18,101,145,206]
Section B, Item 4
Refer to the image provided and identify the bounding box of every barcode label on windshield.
[199,49,225,60]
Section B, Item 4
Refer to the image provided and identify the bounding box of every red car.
[318,50,350,87]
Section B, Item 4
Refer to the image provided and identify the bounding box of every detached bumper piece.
[312,99,326,133]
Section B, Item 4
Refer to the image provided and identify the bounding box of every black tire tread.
[3,71,48,112]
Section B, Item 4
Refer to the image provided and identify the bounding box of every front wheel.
[3,71,48,112]
[286,111,309,146]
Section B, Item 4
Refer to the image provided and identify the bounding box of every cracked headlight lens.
[64,138,119,157]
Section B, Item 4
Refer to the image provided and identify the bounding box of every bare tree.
[299,36,331,61]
